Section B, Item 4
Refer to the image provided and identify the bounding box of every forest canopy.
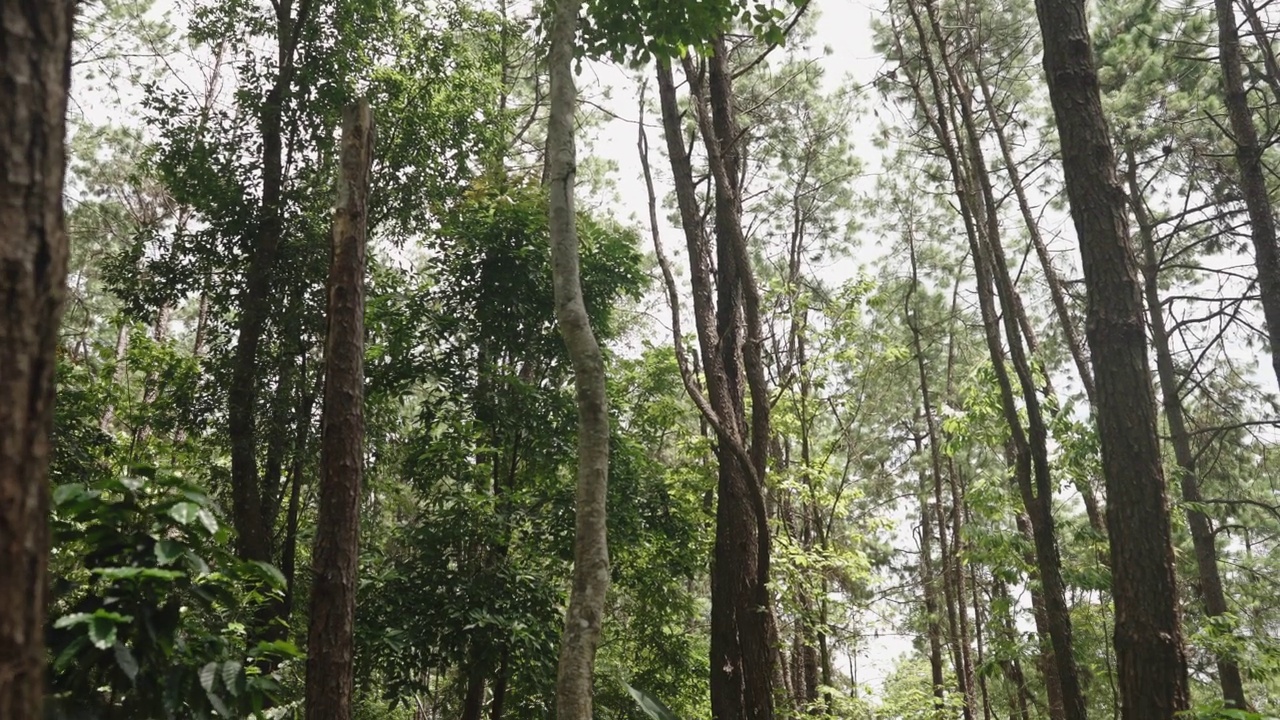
[3,0,1280,718]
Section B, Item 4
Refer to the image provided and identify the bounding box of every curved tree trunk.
[0,2,74,717]
[547,0,611,716]
[1031,1,1191,715]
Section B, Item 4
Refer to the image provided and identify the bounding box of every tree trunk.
[1031,1,1191,715]
[1215,0,1280,390]
[1127,152,1249,710]
[304,99,374,720]
[546,0,611,716]
[1017,514,1067,720]
[0,2,73,717]
[228,0,313,564]
[905,233,978,720]
[657,48,778,720]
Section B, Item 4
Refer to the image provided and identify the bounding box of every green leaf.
[53,612,93,629]
[196,508,219,534]
[89,615,119,650]
[53,483,87,506]
[93,566,184,581]
[207,689,232,718]
[114,641,139,681]
[199,660,219,693]
[248,560,287,590]
[155,539,185,565]
[625,683,683,720]
[169,502,201,525]
[221,660,242,697]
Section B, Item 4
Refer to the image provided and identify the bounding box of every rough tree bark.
[547,0,611,715]
[305,99,374,720]
[1031,1,1191,715]
[0,2,74,718]
[1214,0,1280,390]
[655,49,779,720]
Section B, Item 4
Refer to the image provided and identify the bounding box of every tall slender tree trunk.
[1127,153,1250,710]
[304,99,374,720]
[1017,514,1067,720]
[894,4,1089,714]
[1214,0,1280,389]
[547,0,611,715]
[0,2,73,717]
[1032,1,1191,715]
[228,0,313,564]
[657,47,778,720]
[905,232,978,720]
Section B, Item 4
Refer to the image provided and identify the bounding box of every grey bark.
[547,0,611,716]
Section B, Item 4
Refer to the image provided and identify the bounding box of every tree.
[1031,0,1191,715]
[546,0,613,715]
[305,99,375,720]
[0,2,75,717]
[1214,0,1280,391]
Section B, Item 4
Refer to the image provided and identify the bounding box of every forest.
[3,0,1280,718]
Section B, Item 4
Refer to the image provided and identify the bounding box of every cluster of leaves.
[47,469,300,720]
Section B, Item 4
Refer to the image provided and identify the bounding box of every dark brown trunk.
[1215,0,1280,389]
[1127,152,1249,710]
[304,100,373,720]
[1017,514,1067,720]
[489,647,509,720]
[228,0,313,564]
[972,63,1096,407]
[658,43,777,720]
[918,481,947,709]
[460,660,486,720]
[1032,0,1191,714]
[968,563,992,720]
[0,3,73,717]
[895,3,1088,713]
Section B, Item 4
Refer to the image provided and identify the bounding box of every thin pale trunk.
[100,321,130,433]
[0,3,73,717]
[1127,152,1249,710]
[1032,0,1190,712]
[547,0,611,716]
[304,99,373,720]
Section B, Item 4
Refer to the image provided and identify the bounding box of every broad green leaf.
[221,660,242,697]
[114,641,139,681]
[169,502,201,525]
[155,539,185,565]
[196,508,219,534]
[89,615,119,650]
[625,683,683,720]
[199,660,219,693]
